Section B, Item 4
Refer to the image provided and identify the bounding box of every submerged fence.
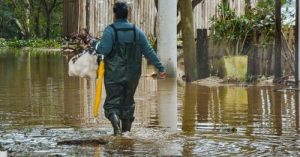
[205,26,296,78]
[64,0,297,77]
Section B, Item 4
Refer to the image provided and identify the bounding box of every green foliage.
[251,0,275,43]
[148,36,157,51]
[0,0,63,39]
[0,39,62,48]
[210,0,289,55]
[0,38,7,47]
[0,1,21,38]
[210,3,255,55]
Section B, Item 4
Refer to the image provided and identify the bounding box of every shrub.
[0,39,62,48]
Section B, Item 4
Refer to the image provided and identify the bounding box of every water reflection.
[177,84,300,155]
[1,49,300,156]
[182,84,197,134]
[297,93,300,132]
[157,78,177,131]
[179,84,299,135]
[0,50,66,127]
[0,50,177,130]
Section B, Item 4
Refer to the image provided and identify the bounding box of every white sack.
[68,50,98,79]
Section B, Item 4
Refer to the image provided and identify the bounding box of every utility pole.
[157,0,177,131]
[296,0,299,85]
[274,0,282,80]
[157,0,177,77]
[295,0,300,132]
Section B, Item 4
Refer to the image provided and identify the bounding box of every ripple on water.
[0,50,300,156]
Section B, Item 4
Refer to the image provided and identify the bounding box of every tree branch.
[192,0,203,9]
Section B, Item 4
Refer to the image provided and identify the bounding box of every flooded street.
[0,49,300,156]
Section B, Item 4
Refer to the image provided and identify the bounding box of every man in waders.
[88,2,166,136]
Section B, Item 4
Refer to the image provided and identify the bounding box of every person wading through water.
[82,1,166,136]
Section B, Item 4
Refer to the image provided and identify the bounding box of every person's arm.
[91,27,114,56]
[139,31,165,73]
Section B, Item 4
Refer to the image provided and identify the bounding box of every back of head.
[113,1,129,19]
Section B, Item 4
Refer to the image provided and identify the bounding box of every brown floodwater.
[0,49,299,156]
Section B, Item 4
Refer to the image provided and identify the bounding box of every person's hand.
[158,71,167,79]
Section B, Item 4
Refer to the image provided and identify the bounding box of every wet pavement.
[0,49,300,156]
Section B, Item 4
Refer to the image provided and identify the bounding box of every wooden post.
[274,0,282,79]
[196,29,209,79]
[296,0,299,85]
[247,29,259,81]
[157,0,177,77]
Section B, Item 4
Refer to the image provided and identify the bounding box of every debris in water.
[57,138,108,146]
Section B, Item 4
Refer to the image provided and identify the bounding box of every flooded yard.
[0,49,299,156]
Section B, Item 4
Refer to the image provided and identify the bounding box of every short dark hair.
[113,2,128,19]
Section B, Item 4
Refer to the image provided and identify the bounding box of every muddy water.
[0,49,299,156]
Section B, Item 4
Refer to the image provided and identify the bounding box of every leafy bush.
[148,35,157,51]
[210,0,277,55]
[210,4,255,55]
[0,39,7,47]
[0,39,62,48]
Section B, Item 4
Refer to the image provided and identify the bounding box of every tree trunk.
[34,16,40,37]
[177,0,203,34]
[14,18,26,38]
[24,0,31,39]
[274,0,282,79]
[41,0,57,39]
[179,0,198,82]
[46,13,51,38]
[0,16,2,37]
[34,7,41,37]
